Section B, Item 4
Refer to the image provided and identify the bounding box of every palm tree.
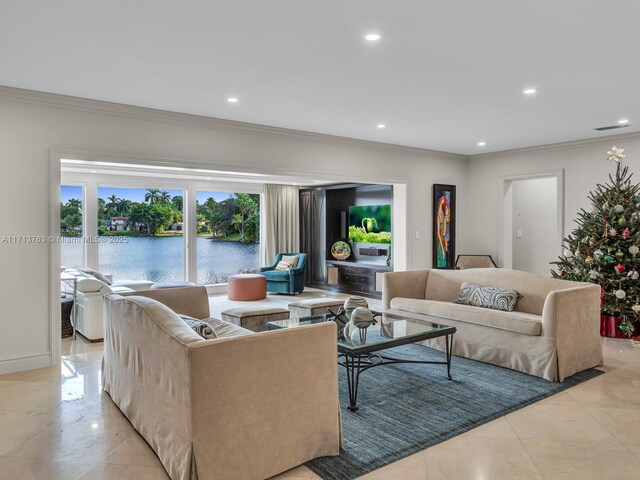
[62,213,82,234]
[66,198,82,209]
[116,198,131,216]
[97,198,106,219]
[144,189,161,204]
[171,195,183,212]
[105,195,119,216]
[231,213,244,241]
[159,191,172,204]
[203,197,218,216]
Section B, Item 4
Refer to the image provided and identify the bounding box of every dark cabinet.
[300,190,326,286]
[327,261,389,298]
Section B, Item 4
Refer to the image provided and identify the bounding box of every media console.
[326,260,391,298]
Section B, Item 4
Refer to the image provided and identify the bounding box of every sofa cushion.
[390,297,542,336]
[178,314,217,339]
[262,270,291,281]
[80,268,113,285]
[454,282,522,312]
[76,277,113,294]
[204,317,254,338]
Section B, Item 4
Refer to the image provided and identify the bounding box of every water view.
[62,236,260,284]
[60,185,261,284]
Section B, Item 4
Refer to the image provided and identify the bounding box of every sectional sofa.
[383,268,603,381]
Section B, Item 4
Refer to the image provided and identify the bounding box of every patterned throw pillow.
[178,314,217,339]
[453,282,522,312]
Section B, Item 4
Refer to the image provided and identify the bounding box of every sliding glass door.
[196,191,260,284]
[97,187,185,282]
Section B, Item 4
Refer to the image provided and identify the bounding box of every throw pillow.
[281,255,299,268]
[81,268,112,285]
[178,314,217,339]
[275,260,293,271]
[453,282,522,312]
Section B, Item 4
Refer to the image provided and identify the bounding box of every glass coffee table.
[267,311,456,412]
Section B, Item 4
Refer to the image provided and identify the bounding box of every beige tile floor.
[1,308,639,479]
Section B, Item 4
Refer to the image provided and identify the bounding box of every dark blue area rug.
[306,343,603,480]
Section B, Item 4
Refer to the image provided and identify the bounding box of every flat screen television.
[348,204,391,244]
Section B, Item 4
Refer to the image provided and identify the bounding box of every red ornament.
[614,264,626,274]
[623,227,630,239]
[560,270,565,277]
[595,195,603,202]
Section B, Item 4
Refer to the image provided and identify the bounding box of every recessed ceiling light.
[206,177,212,180]
[377,124,386,129]
[523,88,537,95]
[227,97,238,103]
[618,119,629,124]
[365,33,381,41]
[91,170,97,173]
[477,141,486,147]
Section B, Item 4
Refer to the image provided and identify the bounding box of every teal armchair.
[259,253,308,295]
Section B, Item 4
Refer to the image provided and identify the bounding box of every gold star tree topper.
[607,146,626,163]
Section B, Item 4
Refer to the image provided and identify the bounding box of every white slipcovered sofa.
[62,269,153,341]
[102,286,340,480]
[383,268,603,381]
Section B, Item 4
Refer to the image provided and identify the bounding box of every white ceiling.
[2,1,639,155]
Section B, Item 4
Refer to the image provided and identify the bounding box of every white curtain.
[262,184,300,265]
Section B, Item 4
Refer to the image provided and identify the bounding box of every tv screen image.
[348,204,391,244]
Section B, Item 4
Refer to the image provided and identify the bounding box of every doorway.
[500,172,564,277]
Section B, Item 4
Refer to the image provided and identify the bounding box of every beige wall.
[0,87,468,373]
[465,134,640,265]
[4,84,638,374]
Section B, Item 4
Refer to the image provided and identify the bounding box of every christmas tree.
[552,146,640,336]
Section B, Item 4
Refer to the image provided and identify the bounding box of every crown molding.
[51,147,412,185]
[469,129,640,160]
[0,85,464,161]
[4,85,639,163]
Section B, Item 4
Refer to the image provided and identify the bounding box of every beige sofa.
[383,268,603,381]
[102,286,340,480]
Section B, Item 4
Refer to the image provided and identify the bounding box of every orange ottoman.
[227,274,267,301]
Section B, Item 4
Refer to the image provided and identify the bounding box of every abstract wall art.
[432,184,456,269]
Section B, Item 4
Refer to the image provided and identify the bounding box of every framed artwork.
[432,184,456,269]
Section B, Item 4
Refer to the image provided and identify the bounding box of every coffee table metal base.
[339,333,454,412]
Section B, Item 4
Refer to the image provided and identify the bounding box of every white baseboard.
[0,352,52,375]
